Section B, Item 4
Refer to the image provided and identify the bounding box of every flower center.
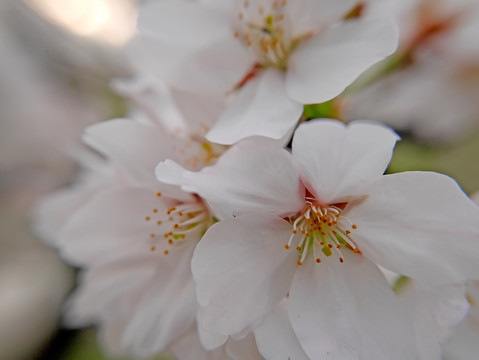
[285,200,360,265]
[171,126,228,170]
[235,0,291,70]
[145,192,211,255]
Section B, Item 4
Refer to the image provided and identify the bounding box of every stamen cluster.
[235,0,291,70]
[286,199,359,265]
[145,192,210,255]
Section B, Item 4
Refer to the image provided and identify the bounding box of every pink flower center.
[285,200,360,265]
[145,192,211,255]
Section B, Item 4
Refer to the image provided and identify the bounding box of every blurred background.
[0,0,478,359]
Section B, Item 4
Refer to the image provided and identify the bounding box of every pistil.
[286,200,360,265]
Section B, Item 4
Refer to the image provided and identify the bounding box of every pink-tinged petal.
[254,300,309,360]
[83,119,181,191]
[288,252,418,360]
[64,258,161,327]
[156,159,186,187]
[206,69,303,145]
[169,325,229,360]
[58,187,187,266]
[226,333,263,360]
[138,1,231,48]
[138,1,253,96]
[33,167,111,246]
[117,247,197,356]
[192,215,297,344]
[171,37,255,95]
[443,318,479,360]
[196,316,229,350]
[398,281,468,360]
[84,120,191,200]
[158,140,304,218]
[69,242,198,358]
[169,88,225,133]
[111,73,185,131]
[287,0,357,34]
[347,171,479,285]
[286,18,399,104]
[292,120,399,204]
[443,281,479,359]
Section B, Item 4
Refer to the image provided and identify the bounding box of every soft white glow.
[27,0,136,46]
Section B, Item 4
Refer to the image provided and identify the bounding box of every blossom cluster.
[35,0,479,359]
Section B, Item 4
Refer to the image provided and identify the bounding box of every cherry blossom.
[157,119,479,359]
[34,107,232,358]
[344,0,479,141]
[138,0,399,144]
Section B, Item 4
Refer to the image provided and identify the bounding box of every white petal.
[286,18,399,103]
[288,252,418,360]
[443,281,479,360]
[83,119,182,193]
[158,139,304,219]
[398,281,469,360]
[254,300,309,360]
[196,316,229,350]
[206,69,303,145]
[119,246,198,356]
[192,215,297,344]
[33,168,110,246]
[292,120,399,204]
[226,333,263,360]
[172,37,255,95]
[58,187,186,266]
[71,241,198,358]
[169,325,230,360]
[347,171,479,285]
[443,318,479,360]
[64,259,160,327]
[287,0,357,34]
[138,1,230,48]
[138,2,254,95]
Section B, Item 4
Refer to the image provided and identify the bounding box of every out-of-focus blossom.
[35,116,212,358]
[344,0,479,141]
[138,0,398,144]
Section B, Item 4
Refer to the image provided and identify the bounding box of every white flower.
[343,0,479,141]
[36,116,226,358]
[138,0,398,144]
[158,119,479,359]
[343,58,479,141]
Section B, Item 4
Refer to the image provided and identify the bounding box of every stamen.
[144,196,210,255]
[286,200,360,265]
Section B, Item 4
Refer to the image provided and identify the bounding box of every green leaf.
[302,100,341,120]
[62,329,175,360]
[388,131,479,196]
